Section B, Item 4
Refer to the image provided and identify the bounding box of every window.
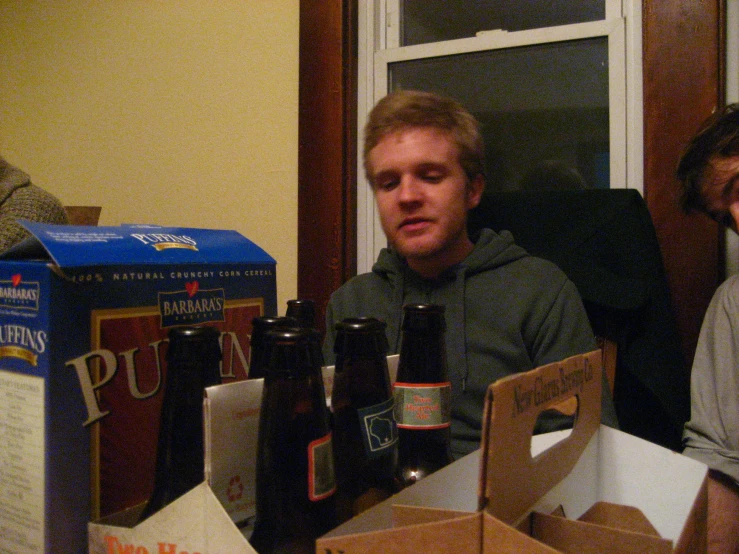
[357,0,642,272]
[400,0,605,45]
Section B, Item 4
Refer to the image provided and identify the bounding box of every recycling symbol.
[227,475,244,502]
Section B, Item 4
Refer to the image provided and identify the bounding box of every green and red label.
[393,382,451,429]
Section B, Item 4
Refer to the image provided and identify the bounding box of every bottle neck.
[396,333,448,383]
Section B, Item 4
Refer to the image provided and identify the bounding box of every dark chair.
[468,189,689,451]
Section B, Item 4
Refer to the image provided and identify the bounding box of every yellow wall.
[0,1,299,309]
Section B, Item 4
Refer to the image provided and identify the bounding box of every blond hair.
[363,90,485,184]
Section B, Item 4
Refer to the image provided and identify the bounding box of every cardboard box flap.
[204,378,263,524]
[576,501,661,536]
[482,512,562,554]
[529,510,673,554]
[480,349,602,524]
[318,510,484,554]
[88,482,256,553]
[12,220,275,267]
[390,507,564,554]
[391,505,478,527]
[530,424,708,548]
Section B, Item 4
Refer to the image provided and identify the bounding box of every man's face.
[700,155,739,232]
[368,127,483,278]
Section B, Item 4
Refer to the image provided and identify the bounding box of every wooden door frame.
[643,0,725,369]
[298,0,357,334]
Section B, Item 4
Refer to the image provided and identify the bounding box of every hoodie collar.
[372,228,527,392]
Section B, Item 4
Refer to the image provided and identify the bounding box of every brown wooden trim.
[643,0,725,370]
[298,0,358,333]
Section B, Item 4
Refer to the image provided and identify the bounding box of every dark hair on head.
[677,103,739,213]
[363,89,485,185]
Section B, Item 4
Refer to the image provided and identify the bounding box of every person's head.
[363,90,485,279]
[677,103,739,231]
[364,90,485,184]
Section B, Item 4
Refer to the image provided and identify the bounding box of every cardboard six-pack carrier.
[0,221,276,554]
[318,349,709,553]
[90,349,710,554]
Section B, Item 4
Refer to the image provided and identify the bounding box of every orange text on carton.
[104,535,220,554]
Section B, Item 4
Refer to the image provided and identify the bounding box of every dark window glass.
[401,0,605,46]
[389,37,610,191]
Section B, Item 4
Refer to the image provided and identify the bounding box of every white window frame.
[357,0,644,274]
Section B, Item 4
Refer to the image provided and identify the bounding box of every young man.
[323,90,617,458]
[678,103,739,554]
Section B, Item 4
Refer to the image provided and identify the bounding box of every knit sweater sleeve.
[0,184,69,251]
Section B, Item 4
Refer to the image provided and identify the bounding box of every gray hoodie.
[324,228,618,457]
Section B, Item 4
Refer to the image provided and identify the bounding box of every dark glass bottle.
[249,327,337,554]
[284,300,322,382]
[331,317,397,524]
[393,304,454,490]
[249,315,297,379]
[285,298,317,329]
[139,325,222,521]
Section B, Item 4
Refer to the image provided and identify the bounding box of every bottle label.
[308,433,337,501]
[393,382,452,429]
[356,397,398,458]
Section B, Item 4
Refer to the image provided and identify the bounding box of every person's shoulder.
[11,184,69,224]
[326,270,396,331]
[713,274,739,302]
[329,270,384,302]
[15,182,62,202]
[468,228,534,270]
[490,246,570,284]
[472,228,564,272]
[513,250,565,272]
[467,253,574,312]
[719,273,739,292]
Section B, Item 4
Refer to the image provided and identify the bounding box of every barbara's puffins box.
[318,350,709,553]
[0,221,276,554]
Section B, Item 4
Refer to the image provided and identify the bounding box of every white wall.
[0,1,299,308]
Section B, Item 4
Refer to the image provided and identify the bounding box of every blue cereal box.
[0,221,276,554]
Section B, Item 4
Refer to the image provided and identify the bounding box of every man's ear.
[466,174,485,209]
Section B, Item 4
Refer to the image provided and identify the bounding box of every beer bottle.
[285,301,323,383]
[249,315,297,379]
[139,325,222,521]
[285,298,317,329]
[331,317,397,524]
[393,304,454,490]
[249,327,337,554]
